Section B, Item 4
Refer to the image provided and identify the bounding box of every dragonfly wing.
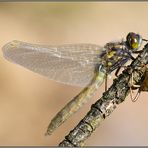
[2,40,103,87]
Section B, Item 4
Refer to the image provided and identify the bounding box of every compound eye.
[131,37,139,49]
[126,32,142,50]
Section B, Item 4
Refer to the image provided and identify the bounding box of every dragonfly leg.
[115,67,121,77]
[133,50,143,54]
[129,72,141,102]
[115,66,127,77]
[105,74,108,91]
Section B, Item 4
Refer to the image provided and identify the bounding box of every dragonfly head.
[126,32,142,51]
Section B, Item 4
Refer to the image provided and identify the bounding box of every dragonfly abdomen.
[46,64,106,135]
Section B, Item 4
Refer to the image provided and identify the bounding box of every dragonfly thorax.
[99,42,130,73]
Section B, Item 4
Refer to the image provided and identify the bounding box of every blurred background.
[0,2,148,146]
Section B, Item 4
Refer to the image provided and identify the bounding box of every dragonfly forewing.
[2,40,103,87]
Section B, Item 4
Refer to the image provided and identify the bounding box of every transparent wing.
[2,40,103,87]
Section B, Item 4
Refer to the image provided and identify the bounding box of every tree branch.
[59,44,148,147]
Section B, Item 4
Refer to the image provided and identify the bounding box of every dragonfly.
[2,32,147,135]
